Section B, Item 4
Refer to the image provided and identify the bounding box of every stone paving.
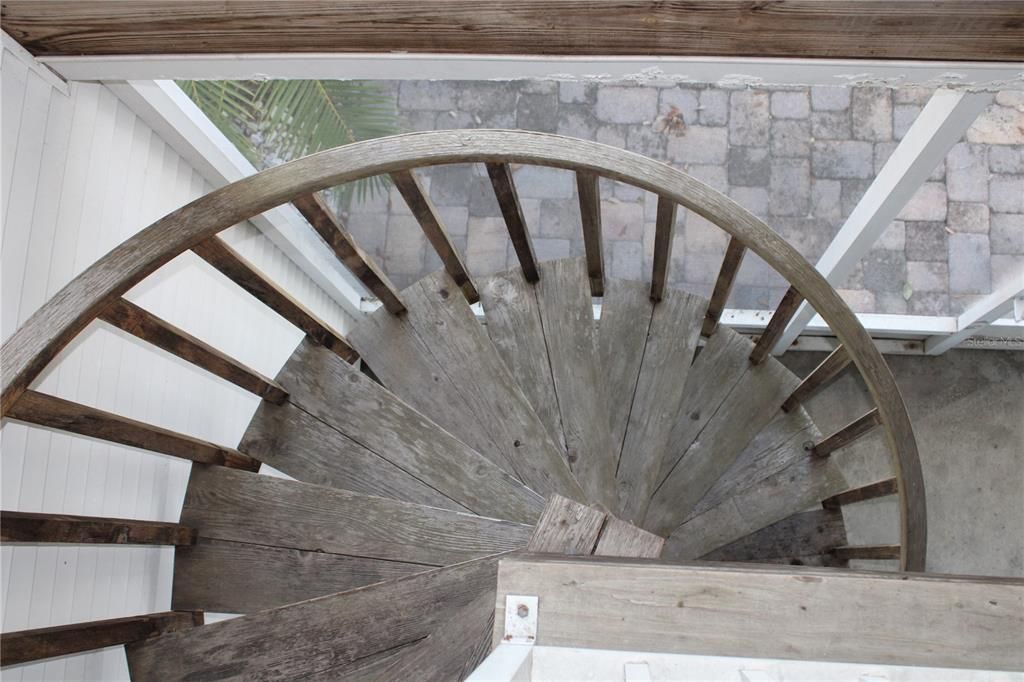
[342,81,1024,316]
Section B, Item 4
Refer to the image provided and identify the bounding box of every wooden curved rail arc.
[0,129,925,570]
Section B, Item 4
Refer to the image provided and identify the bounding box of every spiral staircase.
[0,130,939,678]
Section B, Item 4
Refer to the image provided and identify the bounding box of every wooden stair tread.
[699,508,849,567]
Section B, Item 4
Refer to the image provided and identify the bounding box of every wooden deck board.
[699,508,848,566]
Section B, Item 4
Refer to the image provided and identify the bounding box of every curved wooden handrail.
[0,130,926,570]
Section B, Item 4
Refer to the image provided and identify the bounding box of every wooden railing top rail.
[0,130,925,570]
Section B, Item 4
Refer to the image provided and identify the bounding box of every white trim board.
[38,52,1024,90]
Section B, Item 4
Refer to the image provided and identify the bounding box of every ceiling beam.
[3,1,1024,62]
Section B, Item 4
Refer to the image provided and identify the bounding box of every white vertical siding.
[1,46,354,681]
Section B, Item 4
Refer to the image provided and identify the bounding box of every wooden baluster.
[702,236,746,337]
[291,192,405,314]
[192,236,357,362]
[831,544,901,561]
[389,169,479,303]
[575,170,604,297]
[1,612,203,667]
[1,511,197,545]
[809,408,882,458]
[749,286,804,364]
[822,478,898,510]
[649,196,677,302]
[99,298,288,404]
[781,344,852,412]
[486,162,539,283]
[5,390,260,471]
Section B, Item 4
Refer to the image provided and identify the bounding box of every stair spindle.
[702,236,746,337]
[822,478,898,509]
[809,408,882,458]
[1,511,197,546]
[486,162,539,283]
[750,286,804,364]
[575,170,605,297]
[649,196,678,302]
[781,344,852,412]
[389,169,479,303]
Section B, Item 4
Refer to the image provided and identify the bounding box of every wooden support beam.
[6,2,1023,62]
[1,611,203,667]
[527,494,606,555]
[192,236,357,362]
[494,554,1024,671]
[5,390,260,471]
[749,286,803,365]
[702,236,746,337]
[649,197,677,303]
[575,171,604,297]
[486,162,538,283]
[780,344,851,412]
[389,169,479,303]
[822,478,898,510]
[290,192,405,315]
[832,544,902,561]
[0,511,197,546]
[810,408,882,458]
[99,298,288,404]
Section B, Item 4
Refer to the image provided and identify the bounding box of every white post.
[772,89,993,354]
[924,272,1024,354]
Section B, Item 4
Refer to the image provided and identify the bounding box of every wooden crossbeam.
[811,408,882,458]
[649,197,677,303]
[99,298,288,404]
[749,286,804,364]
[832,544,902,561]
[0,511,197,546]
[822,478,898,509]
[575,171,604,297]
[389,169,479,303]
[1,611,203,667]
[702,236,746,337]
[486,162,539,283]
[192,236,357,362]
[290,192,405,314]
[781,343,851,412]
[5,390,260,471]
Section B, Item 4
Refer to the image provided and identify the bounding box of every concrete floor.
[782,348,1023,578]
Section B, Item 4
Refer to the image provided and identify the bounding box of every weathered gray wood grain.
[127,555,503,681]
[181,466,532,566]
[598,278,652,454]
[172,538,425,613]
[535,258,618,511]
[699,508,847,566]
[274,339,544,524]
[527,494,606,555]
[593,517,664,558]
[479,270,565,452]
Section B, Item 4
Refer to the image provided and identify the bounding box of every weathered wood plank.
[1,511,196,546]
[181,465,532,566]
[575,171,604,297]
[822,478,898,509]
[5,390,260,471]
[127,555,502,681]
[291,191,404,314]
[495,555,1024,671]
[171,538,424,613]
[593,517,664,559]
[527,494,606,555]
[390,168,478,302]
[2,611,202,667]
[663,448,848,561]
[99,297,288,404]
[7,2,1024,62]
[263,338,544,523]
[598,278,652,456]
[646,341,799,535]
[812,408,882,457]
[192,235,357,361]
[699,508,847,566]
[833,544,902,561]
[614,285,704,524]
[702,236,746,337]
[486,162,538,283]
[749,285,804,364]
[479,270,564,452]
[781,344,852,412]
[535,258,617,510]
[649,197,677,302]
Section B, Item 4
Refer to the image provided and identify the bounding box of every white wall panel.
[1,45,355,680]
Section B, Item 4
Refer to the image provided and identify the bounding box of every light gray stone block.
[729,90,771,146]
[990,213,1024,255]
[457,82,518,116]
[948,233,991,295]
[729,186,770,218]
[811,140,874,179]
[810,179,842,223]
[876,220,906,251]
[852,88,893,141]
[558,81,590,104]
[516,93,559,132]
[699,89,729,126]
[907,261,948,293]
[512,166,575,199]
[538,199,581,239]
[660,87,701,124]
[897,182,948,221]
[533,237,572,261]
[905,221,949,262]
[466,216,511,276]
[610,240,644,280]
[810,111,851,140]
[398,81,456,110]
[666,126,729,165]
[990,175,1024,213]
[769,158,811,216]
[947,202,990,235]
[728,146,770,186]
[771,119,811,157]
[946,143,989,203]
[989,146,1024,174]
[893,104,922,140]
[602,200,645,240]
[596,86,659,124]
[967,104,1024,145]
[810,86,851,111]
[770,91,810,119]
